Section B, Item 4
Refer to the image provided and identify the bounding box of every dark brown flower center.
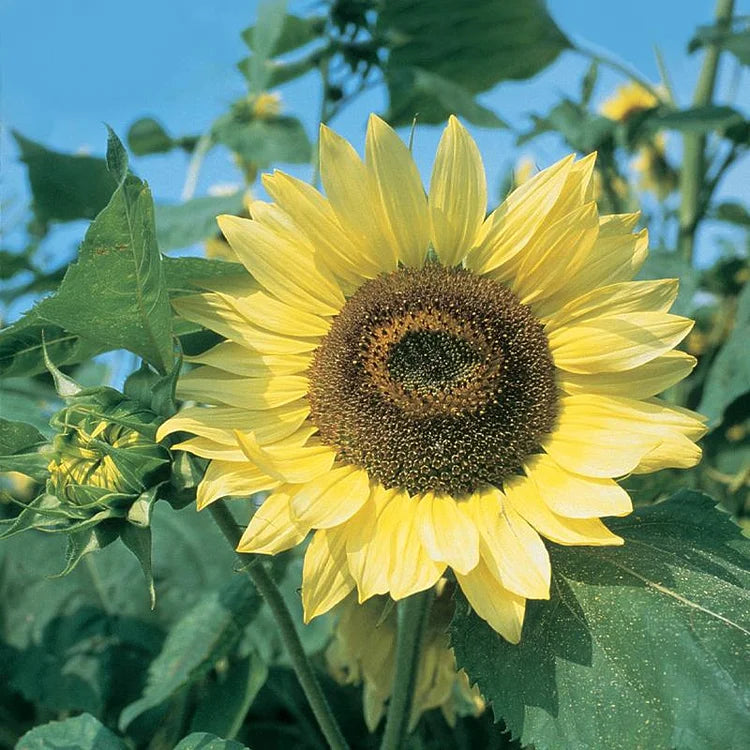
[307,264,558,496]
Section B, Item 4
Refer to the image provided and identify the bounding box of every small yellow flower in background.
[327,581,483,731]
[159,114,705,643]
[250,91,282,120]
[632,133,679,200]
[600,81,659,121]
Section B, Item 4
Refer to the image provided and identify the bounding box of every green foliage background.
[1,1,748,748]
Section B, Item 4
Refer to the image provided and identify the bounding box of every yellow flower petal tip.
[168,115,703,643]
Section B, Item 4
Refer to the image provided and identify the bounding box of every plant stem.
[379,588,435,750]
[208,500,350,750]
[677,0,735,264]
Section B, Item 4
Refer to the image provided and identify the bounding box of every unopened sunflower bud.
[46,388,170,516]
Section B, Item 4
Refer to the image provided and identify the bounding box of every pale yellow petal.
[319,124,397,272]
[366,114,429,268]
[558,351,697,399]
[196,460,280,510]
[302,526,355,621]
[415,492,480,575]
[525,453,632,518]
[463,488,550,599]
[261,170,381,280]
[599,212,641,236]
[176,368,308,409]
[235,432,337,484]
[237,486,309,553]
[429,116,487,266]
[157,402,310,446]
[346,485,397,601]
[289,465,371,529]
[544,278,679,329]
[217,213,345,315]
[467,154,574,276]
[380,491,445,599]
[185,342,311,378]
[455,559,526,643]
[548,312,693,373]
[504,475,623,546]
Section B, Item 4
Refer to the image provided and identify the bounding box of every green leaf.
[451,490,750,750]
[380,0,569,125]
[155,193,245,252]
[16,713,127,750]
[121,520,156,608]
[689,20,750,65]
[13,132,118,226]
[128,117,176,156]
[189,653,268,739]
[243,0,289,93]
[0,376,60,433]
[241,13,325,56]
[647,105,745,134]
[237,52,320,88]
[119,575,262,730]
[36,135,175,373]
[712,201,750,226]
[385,67,508,128]
[213,115,312,168]
[163,257,247,297]
[105,126,129,184]
[698,281,750,427]
[173,733,249,750]
[0,418,45,455]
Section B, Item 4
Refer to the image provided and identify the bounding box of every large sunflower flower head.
[327,581,483,732]
[158,115,706,643]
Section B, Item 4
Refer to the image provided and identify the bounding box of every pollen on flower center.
[307,264,559,495]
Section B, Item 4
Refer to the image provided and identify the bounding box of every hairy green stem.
[208,500,349,750]
[677,0,735,264]
[380,588,435,750]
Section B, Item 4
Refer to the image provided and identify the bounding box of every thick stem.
[208,500,349,750]
[379,589,435,750]
[677,0,735,264]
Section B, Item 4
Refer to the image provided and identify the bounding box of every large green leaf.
[119,575,262,730]
[36,131,174,373]
[451,490,750,750]
[16,713,126,750]
[698,281,750,427]
[0,418,45,455]
[213,115,312,168]
[646,105,745,134]
[13,132,117,226]
[155,194,245,252]
[380,0,569,125]
[173,733,249,750]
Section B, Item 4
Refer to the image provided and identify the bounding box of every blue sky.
[1,0,748,275]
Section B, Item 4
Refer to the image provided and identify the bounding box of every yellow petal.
[429,116,486,266]
[319,124,397,272]
[237,486,309,553]
[504,475,623,546]
[633,432,702,473]
[346,485,397,601]
[157,402,310,446]
[235,432,337,484]
[415,492,480,575]
[366,114,429,268]
[455,559,526,643]
[525,453,632,518]
[599,212,641,236]
[380,491,445,599]
[261,170,381,281]
[217,213,345,315]
[467,154,574,276]
[548,312,693,374]
[544,278,679,329]
[289,466,371,529]
[176,369,308,409]
[185,342,311,377]
[196,460,280,510]
[463,488,550,599]
[302,526,355,621]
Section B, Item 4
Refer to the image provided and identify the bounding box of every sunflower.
[158,115,705,643]
[600,81,659,121]
[327,581,483,731]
